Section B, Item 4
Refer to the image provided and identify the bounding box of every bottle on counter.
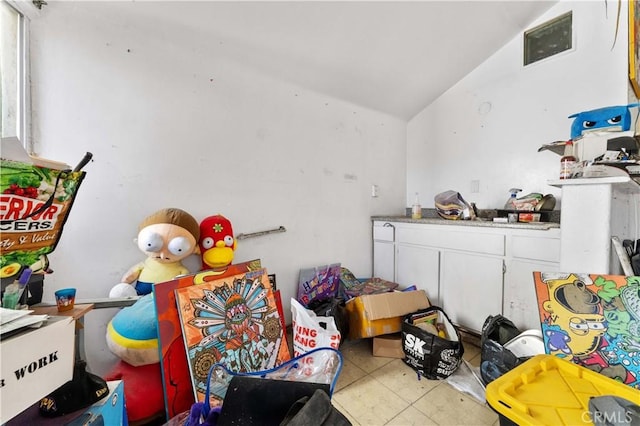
[412,192,422,219]
[560,141,576,179]
[503,188,521,210]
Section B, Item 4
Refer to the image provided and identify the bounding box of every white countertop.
[371,215,560,230]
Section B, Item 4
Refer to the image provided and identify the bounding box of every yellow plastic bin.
[485,354,640,426]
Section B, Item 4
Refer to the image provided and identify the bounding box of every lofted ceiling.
[64,1,558,120]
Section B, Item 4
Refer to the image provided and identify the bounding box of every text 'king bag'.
[401,306,464,380]
[291,298,340,356]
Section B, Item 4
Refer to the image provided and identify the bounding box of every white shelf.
[552,176,638,274]
[549,176,630,186]
[548,176,640,193]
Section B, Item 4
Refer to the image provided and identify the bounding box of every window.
[0,1,27,143]
[524,11,573,66]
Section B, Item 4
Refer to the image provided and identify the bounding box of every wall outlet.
[371,184,379,197]
[470,180,480,193]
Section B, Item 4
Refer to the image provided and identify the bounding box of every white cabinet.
[396,243,440,305]
[441,251,504,332]
[373,222,395,282]
[503,258,559,330]
[371,219,561,333]
[373,240,395,282]
[503,231,561,330]
[394,222,507,333]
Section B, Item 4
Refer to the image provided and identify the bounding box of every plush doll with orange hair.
[105,208,200,423]
[109,208,201,298]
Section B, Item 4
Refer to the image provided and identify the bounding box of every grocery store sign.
[0,160,85,265]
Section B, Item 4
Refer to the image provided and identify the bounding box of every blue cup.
[55,288,76,312]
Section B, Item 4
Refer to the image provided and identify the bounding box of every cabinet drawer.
[373,223,395,242]
[397,226,504,256]
[511,235,560,263]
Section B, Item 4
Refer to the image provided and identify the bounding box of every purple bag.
[186,403,221,426]
[296,263,341,306]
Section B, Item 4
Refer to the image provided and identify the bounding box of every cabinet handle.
[502,262,506,274]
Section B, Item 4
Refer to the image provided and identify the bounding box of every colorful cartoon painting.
[175,268,290,403]
[297,263,341,306]
[534,272,640,389]
[152,259,262,419]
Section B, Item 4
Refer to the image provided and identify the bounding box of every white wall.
[408,1,630,210]
[27,2,406,375]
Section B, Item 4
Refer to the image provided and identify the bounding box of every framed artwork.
[175,268,290,403]
[152,259,262,419]
[630,1,640,98]
[533,272,639,389]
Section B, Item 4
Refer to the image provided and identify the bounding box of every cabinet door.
[504,259,559,331]
[373,240,395,282]
[396,243,440,304]
[441,251,503,333]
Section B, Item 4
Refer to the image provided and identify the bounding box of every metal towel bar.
[236,226,286,240]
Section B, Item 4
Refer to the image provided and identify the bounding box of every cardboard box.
[373,333,404,358]
[0,316,75,423]
[345,290,430,339]
[72,380,128,425]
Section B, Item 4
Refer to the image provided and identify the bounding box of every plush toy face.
[199,215,236,269]
[137,223,198,264]
[568,104,637,139]
[542,274,606,357]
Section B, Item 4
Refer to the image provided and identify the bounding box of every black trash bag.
[216,376,330,426]
[39,360,109,417]
[280,389,352,426]
[480,314,527,385]
[589,395,640,426]
[306,297,349,344]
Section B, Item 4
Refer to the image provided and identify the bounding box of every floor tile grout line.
[333,373,391,424]
[334,362,422,424]
[338,359,453,424]
[384,402,441,426]
[334,336,498,425]
[330,398,362,425]
[334,371,372,394]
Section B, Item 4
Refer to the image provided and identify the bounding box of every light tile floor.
[331,336,500,426]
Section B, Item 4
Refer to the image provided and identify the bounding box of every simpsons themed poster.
[534,272,640,389]
[175,268,290,402]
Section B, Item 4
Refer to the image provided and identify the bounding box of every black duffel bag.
[307,297,349,344]
[479,314,527,385]
[401,306,464,380]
